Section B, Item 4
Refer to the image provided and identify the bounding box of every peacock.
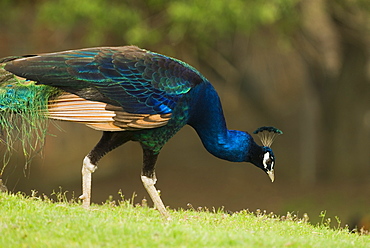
[0,46,282,219]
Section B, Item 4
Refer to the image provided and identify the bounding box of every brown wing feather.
[48,93,171,131]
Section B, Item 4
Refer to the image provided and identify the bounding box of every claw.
[79,194,87,200]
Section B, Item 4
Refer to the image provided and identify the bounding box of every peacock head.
[252,126,283,182]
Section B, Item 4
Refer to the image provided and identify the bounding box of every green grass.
[0,192,368,247]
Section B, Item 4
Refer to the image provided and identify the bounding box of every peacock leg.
[141,175,170,220]
[79,131,130,209]
[79,156,97,208]
[141,148,170,220]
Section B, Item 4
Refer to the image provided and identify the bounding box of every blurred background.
[0,0,369,229]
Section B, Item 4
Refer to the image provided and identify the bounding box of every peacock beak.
[267,170,275,182]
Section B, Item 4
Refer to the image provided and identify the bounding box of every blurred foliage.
[166,0,299,44]
[37,0,151,45]
[0,0,300,47]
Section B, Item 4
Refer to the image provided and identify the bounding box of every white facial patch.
[263,152,274,170]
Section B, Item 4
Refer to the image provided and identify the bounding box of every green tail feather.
[0,64,60,173]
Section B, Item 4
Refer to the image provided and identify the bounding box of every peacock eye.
[263,152,274,170]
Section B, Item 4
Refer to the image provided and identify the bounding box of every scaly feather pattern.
[1,46,281,218]
[5,46,205,115]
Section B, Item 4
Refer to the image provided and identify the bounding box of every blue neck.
[188,82,258,163]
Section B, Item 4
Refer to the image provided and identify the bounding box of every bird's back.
[4,46,206,112]
[3,46,209,133]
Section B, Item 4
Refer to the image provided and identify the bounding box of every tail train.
[0,62,60,173]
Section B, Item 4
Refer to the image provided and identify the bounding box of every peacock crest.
[253,126,283,147]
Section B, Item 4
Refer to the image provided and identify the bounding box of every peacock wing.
[4,46,206,116]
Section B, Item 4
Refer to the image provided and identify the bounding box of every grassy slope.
[0,192,368,248]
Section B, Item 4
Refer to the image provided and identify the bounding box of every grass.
[0,192,368,248]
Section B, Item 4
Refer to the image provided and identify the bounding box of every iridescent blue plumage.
[7,46,202,116]
[1,46,281,218]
